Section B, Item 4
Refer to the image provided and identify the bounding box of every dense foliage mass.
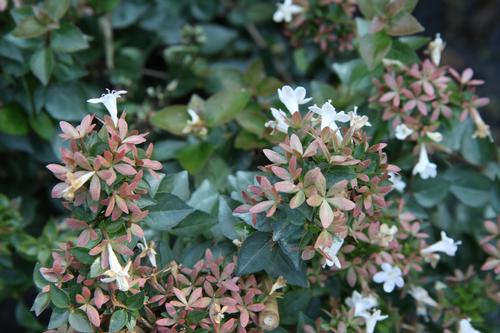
[0,0,499,332]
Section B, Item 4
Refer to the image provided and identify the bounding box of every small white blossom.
[348,107,371,130]
[421,231,461,256]
[319,236,343,269]
[377,224,398,247]
[345,291,378,317]
[309,101,350,140]
[87,89,127,127]
[277,85,311,114]
[426,131,443,142]
[428,33,445,66]
[101,243,131,291]
[458,318,481,333]
[137,236,157,268]
[395,123,413,140]
[388,172,406,193]
[409,286,437,317]
[362,309,389,333]
[265,107,289,133]
[273,0,303,23]
[412,144,437,179]
[373,263,404,293]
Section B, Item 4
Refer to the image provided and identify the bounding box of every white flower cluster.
[346,291,388,333]
[266,85,371,140]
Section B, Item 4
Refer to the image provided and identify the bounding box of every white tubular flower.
[101,243,131,291]
[412,144,437,179]
[87,89,127,127]
[426,131,443,142]
[421,231,461,256]
[187,109,200,124]
[388,172,406,193]
[409,286,437,317]
[394,123,413,140]
[319,236,344,269]
[277,85,311,114]
[265,107,289,133]
[373,263,404,293]
[273,0,303,23]
[362,309,389,333]
[345,291,378,317]
[428,33,445,66]
[348,107,371,130]
[458,319,481,333]
[309,101,350,140]
[137,236,157,268]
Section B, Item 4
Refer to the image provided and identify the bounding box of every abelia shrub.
[33,91,278,333]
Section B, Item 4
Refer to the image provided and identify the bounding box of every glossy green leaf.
[109,309,128,333]
[359,32,392,70]
[237,232,273,275]
[69,309,93,333]
[50,286,69,309]
[412,175,450,208]
[176,142,215,173]
[144,193,194,231]
[204,89,251,127]
[12,16,48,38]
[51,23,89,53]
[151,105,189,136]
[445,168,491,208]
[44,0,70,20]
[30,48,54,85]
[387,13,424,36]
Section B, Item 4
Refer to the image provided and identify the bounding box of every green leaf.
[200,24,237,55]
[168,211,217,237]
[386,39,419,64]
[234,131,268,150]
[244,59,266,87]
[358,32,392,70]
[0,104,29,135]
[157,171,190,200]
[51,23,89,53]
[218,196,239,240]
[188,180,218,214]
[31,292,50,316]
[29,111,54,140]
[235,104,267,136]
[69,309,93,333]
[45,83,88,121]
[50,286,69,309]
[144,193,194,231]
[30,48,54,85]
[12,16,48,38]
[204,89,251,127]
[70,247,95,265]
[387,13,424,36]
[460,120,494,165]
[237,232,273,275]
[445,168,491,208]
[45,0,70,20]
[125,291,145,310]
[491,177,500,213]
[176,142,215,173]
[412,175,450,208]
[48,309,69,329]
[151,105,189,136]
[279,289,312,325]
[109,309,128,333]
[399,36,431,50]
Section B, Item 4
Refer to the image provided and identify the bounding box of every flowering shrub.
[0,0,498,332]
